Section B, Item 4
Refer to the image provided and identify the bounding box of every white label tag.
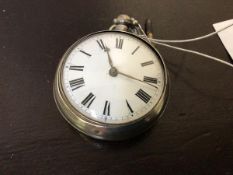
[213,19,233,60]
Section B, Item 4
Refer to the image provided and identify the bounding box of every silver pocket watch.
[53,14,169,140]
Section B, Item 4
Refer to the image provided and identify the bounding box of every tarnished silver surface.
[53,30,169,140]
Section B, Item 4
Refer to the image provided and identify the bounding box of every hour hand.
[118,71,158,89]
[105,47,114,68]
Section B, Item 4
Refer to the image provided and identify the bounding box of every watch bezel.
[53,30,169,140]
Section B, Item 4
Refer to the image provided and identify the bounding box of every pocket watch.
[53,15,169,140]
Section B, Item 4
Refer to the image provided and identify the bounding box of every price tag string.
[137,22,233,69]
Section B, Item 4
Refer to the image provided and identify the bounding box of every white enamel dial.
[62,31,165,124]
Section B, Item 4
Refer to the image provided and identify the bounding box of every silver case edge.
[53,30,169,141]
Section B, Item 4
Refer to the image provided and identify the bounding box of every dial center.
[109,67,118,77]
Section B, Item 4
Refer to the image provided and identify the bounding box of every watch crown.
[111,14,141,34]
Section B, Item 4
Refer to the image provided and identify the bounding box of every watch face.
[61,31,166,124]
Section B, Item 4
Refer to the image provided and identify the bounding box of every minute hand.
[105,47,114,68]
[118,71,158,89]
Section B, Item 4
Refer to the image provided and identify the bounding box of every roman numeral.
[103,100,110,116]
[143,76,157,84]
[80,50,91,57]
[81,92,96,108]
[69,65,84,71]
[132,46,140,55]
[141,61,154,67]
[116,38,124,49]
[96,39,106,50]
[126,100,134,113]
[69,78,85,91]
[135,89,151,103]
